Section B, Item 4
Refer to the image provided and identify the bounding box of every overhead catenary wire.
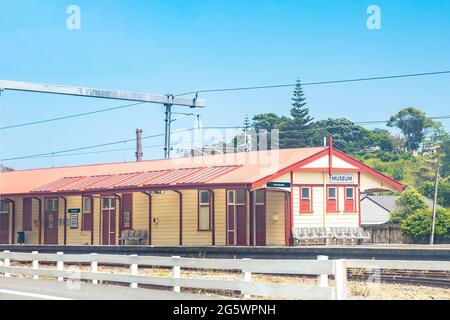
[0,102,147,130]
[174,70,450,97]
[2,115,450,162]
[2,70,449,131]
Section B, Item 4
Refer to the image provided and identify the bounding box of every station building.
[0,146,402,247]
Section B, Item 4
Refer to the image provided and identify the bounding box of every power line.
[175,70,450,97]
[0,102,146,130]
[2,114,450,162]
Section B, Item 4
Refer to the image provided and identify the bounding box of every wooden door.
[101,198,116,245]
[102,209,116,245]
[236,205,247,246]
[255,205,266,246]
[227,206,235,245]
[44,198,58,245]
[0,210,9,244]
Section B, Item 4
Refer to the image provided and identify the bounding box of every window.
[23,198,33,231]
[227,190,235,204]
[327,187,338,212]
[236,190,246,205]
[300,187,312,213]
[45,198,58,212]
[344,187,356,212]
[255,190,265,204]
[102,198,115,210]
[82,197,93,231]
[198,191,211,231]
[0,202,9,213]
[83,197,91,213]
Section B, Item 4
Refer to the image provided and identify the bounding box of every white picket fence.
[0,251,348,300]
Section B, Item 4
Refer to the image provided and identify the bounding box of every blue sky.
[0,0,449,169]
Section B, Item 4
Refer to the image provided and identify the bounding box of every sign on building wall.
[68,209,80,229]
[330,174,354,184]
[267,182,291,188]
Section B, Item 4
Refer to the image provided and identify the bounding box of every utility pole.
[430,148,440,245]
[164,95,174,159]
[135,128,143,162]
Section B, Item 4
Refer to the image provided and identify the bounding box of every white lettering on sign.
[330,175,354,184]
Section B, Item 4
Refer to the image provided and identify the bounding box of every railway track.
[348,269,450,288]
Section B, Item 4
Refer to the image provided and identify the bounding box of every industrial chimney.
[136,128,143,162]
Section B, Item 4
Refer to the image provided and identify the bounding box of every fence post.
[90,253,98,285]
[130,254,139,289]
[172,256,181,293]
[317,255,329,287]
[335,259,348,300]
[57,252,64,282]
[32,251,39,280]
[3,250,10,278]
[241,258,252,299]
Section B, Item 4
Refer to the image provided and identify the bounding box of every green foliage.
[441,138,450,178]
[252,113,285,130]
[387,107,434,152]
[401,208,450,242]
[278,79,314,148]
[390,188,428,223]
[418,180,450,207]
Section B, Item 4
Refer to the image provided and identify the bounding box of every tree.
[401,208,450,243]
[390,188,428,223]
[440,138,450,178]
[279,79,314,148]
[418,180,450,208]
[387,108,434,153]
[308,118,382,154]
[252,113,284,130]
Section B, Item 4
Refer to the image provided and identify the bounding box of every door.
[254,190,266,246]
[44,198,59,245]
[227,190,247,246]
[101,198,116,245]
[0,202,9,244]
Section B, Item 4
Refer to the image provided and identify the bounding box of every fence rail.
[0,250,347,300]
[348,259,450,271]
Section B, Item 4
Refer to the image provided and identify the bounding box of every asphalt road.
[0,277,218,300]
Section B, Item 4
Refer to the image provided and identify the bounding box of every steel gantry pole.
[0,80,205,161]
[164,100,174,159]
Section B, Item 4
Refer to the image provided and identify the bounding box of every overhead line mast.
[0,80,205,159]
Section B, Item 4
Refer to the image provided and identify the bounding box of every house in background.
[360,195,439,225]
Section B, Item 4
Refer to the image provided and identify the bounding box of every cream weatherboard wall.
[265,191,286,246]
[151,191,180,246]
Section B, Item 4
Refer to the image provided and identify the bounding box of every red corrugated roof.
[1,147,401,196]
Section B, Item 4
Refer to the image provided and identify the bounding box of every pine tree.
[280,78,314,148]
[290,79,313,125]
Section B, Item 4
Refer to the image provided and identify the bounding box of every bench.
[293,227,370,245]
[119,230,147,245]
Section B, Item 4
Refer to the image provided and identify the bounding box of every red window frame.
[299,186,313,213]
[344,186,357,212]
[326,186,338,213]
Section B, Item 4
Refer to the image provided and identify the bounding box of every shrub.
[401,208,450,243]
